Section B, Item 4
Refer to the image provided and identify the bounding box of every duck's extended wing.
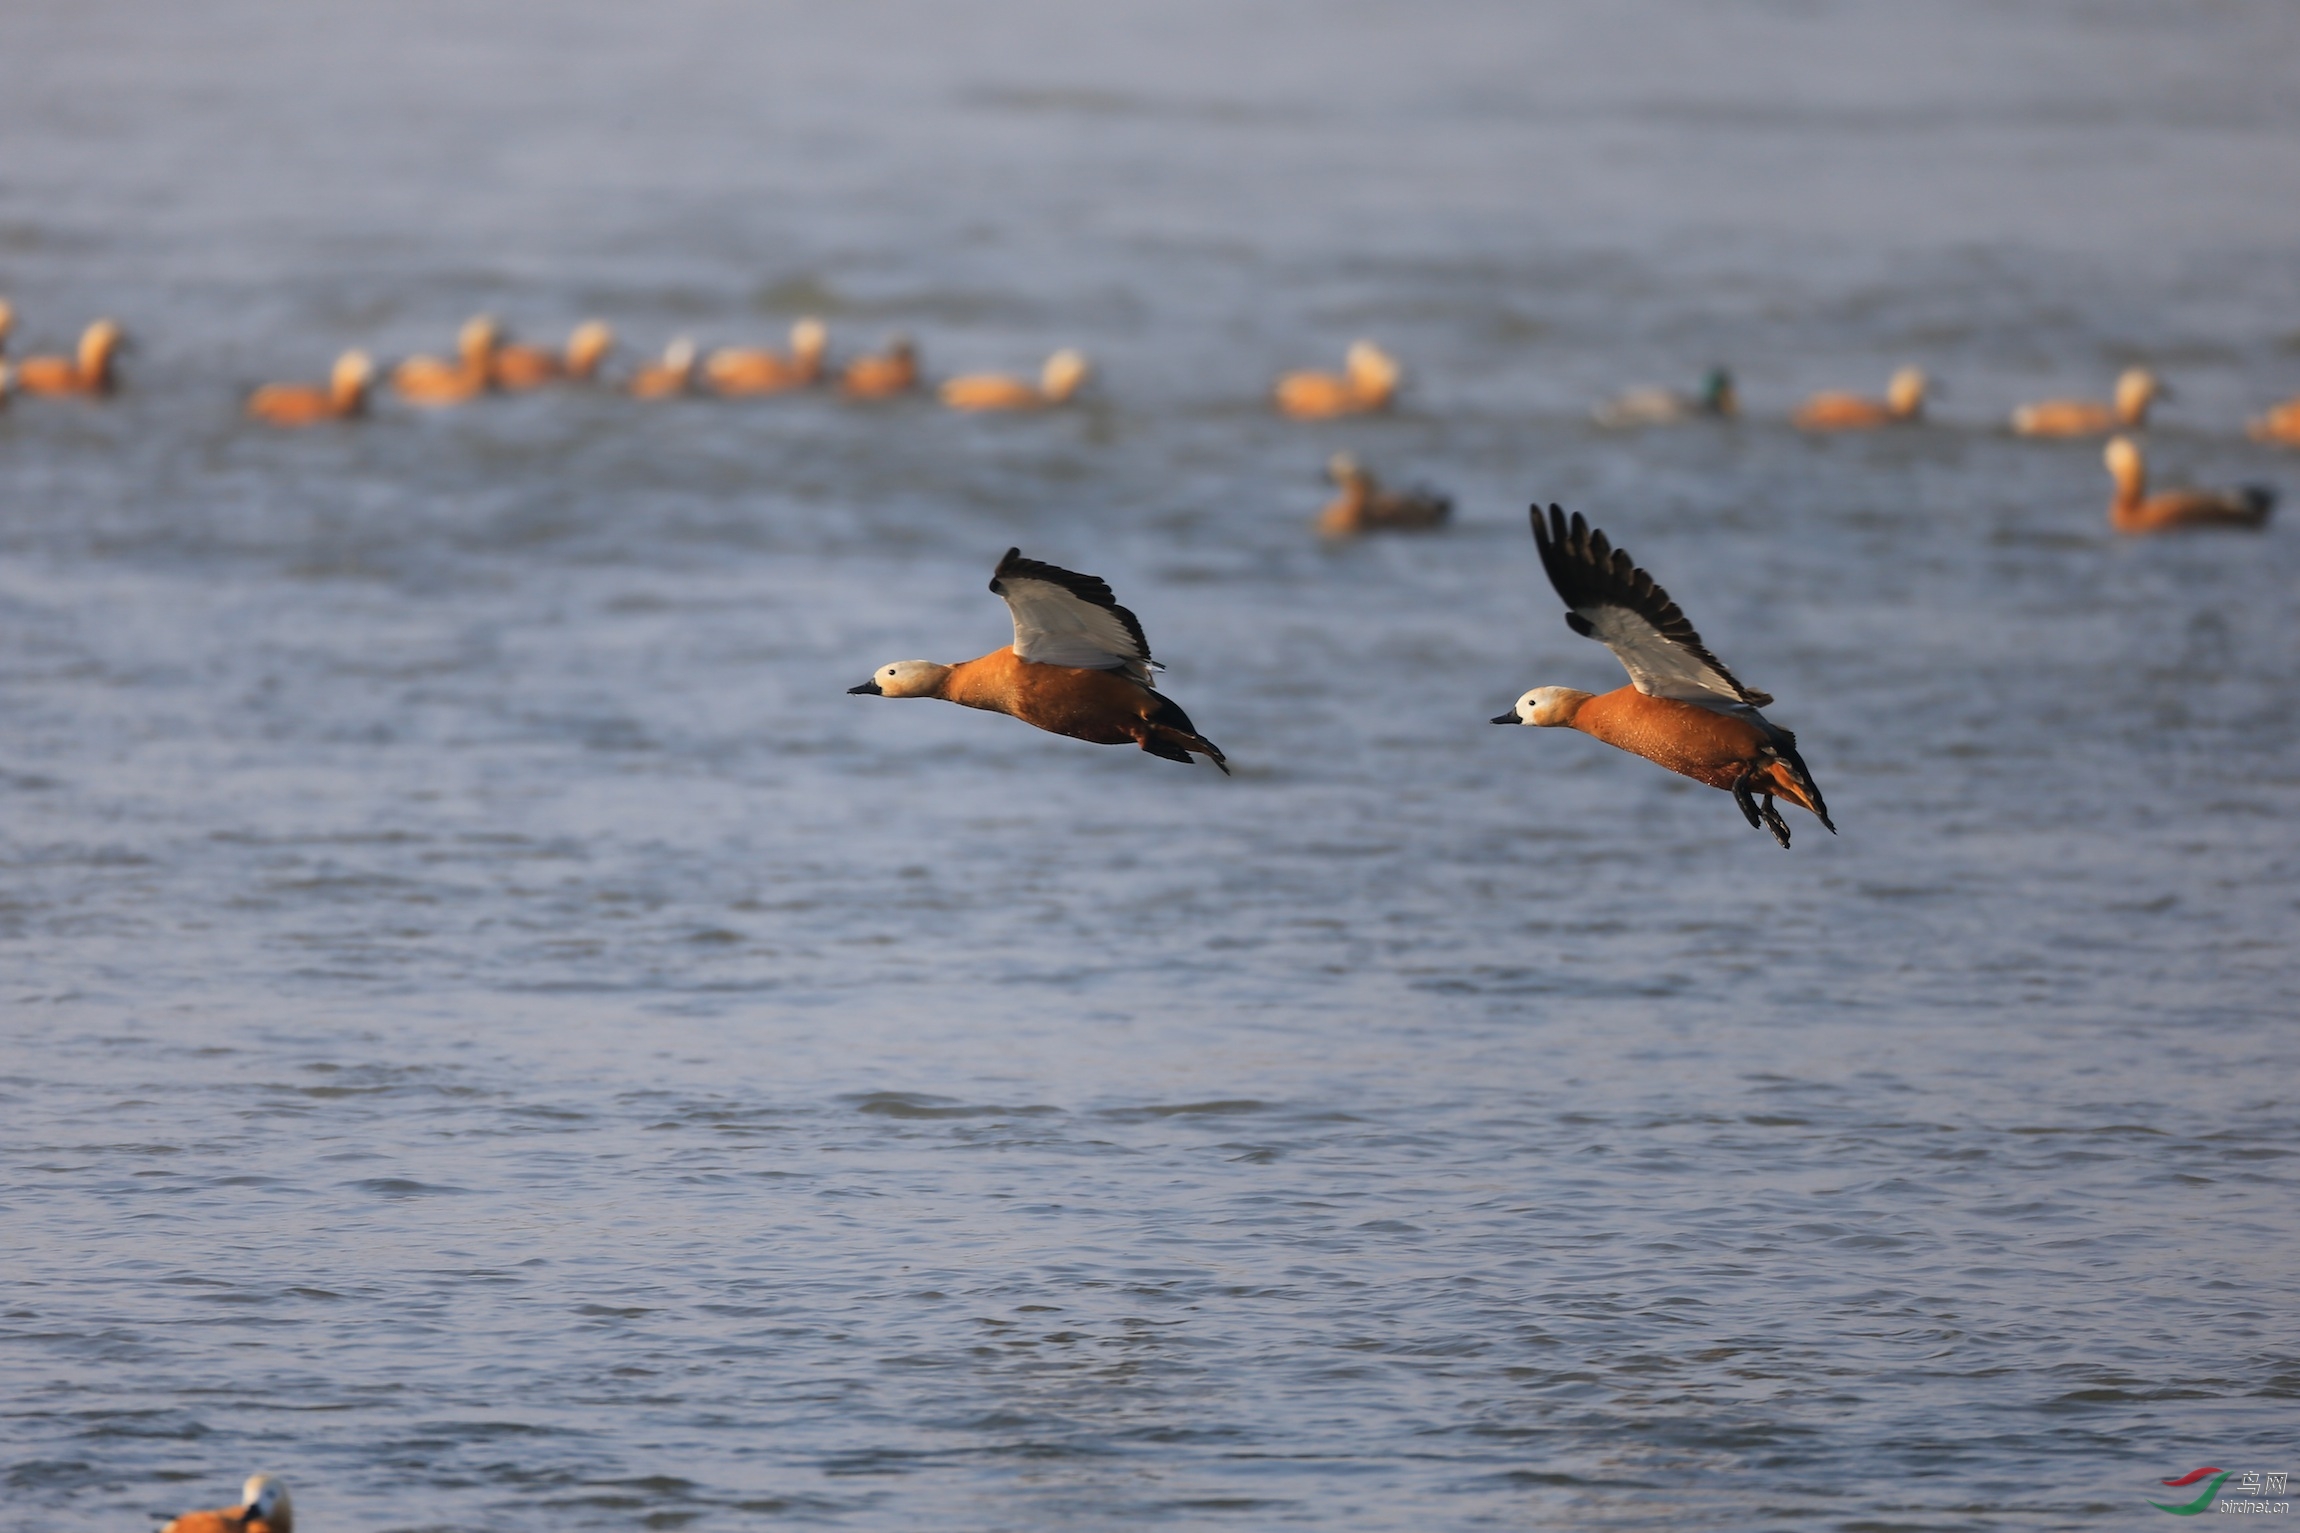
[989,549,1158,686]
[1529,504,1773,709]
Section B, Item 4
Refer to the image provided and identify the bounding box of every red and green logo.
[2150,1467,2231,1516]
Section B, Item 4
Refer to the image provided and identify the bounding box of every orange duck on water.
[2012,367,2162,437]
[704,318,828,396]
[247,349,374,426]
[491,319,615,390]
[14,318,126,397]
[1317,453,1451,538]
[392,315,497,406]
[162,1475,292,1533]
[629,336,699,399]
[2103,436,2274,535]
[939,348,1091,412]
[848,549,1229,773]
[1494,506,1835,849]
[1274,340,1400,419]
[2247,394,2300,446]
[841,334,919,399]
[1792,366,1925,430]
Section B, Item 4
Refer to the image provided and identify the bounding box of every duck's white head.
[567,319,615,374]
[2104,433,2145,489]
[457,314,499,361]
[1885,366,1927,416]
[1346,339,1400,392]
[240,1475,292,1531]
[848,660,950,699]
[332,349,375,392]
[2115,367,2161,415]
[1040,348,1090,400]
[1491,686,1592,727]
[790,317,829,358]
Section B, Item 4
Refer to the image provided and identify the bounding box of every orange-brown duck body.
[1274,340,1399,420]
[162,1475,292,1533]
[1318,453,1450,537]
[490,320,614,390]
[705,318,827,395]
[939,348,1089,412]
[842,336,919,399]
[629,337,698,399]
[1533,686,1826,815]
[2104,436,2273,534]
[392,316,497,406]
[928,647,1214,757]
[2248,396,2300,446]
[14,318,124,396]
[248,350,373,426]
[2012,367,2160,437]
[1792,366,1925,430]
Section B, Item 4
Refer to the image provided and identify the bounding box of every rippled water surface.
[4,3,2298,1528]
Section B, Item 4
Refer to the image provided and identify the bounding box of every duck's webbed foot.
[1731,773,1765,831]
[1758,794,1793,849]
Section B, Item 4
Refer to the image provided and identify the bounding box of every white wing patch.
[1579,605,1756,710]
[999,574,1155,684]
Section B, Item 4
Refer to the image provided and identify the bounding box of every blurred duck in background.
[1317,453,1451,538]
[1593,366,1736,428]
[2246,393,2300,446]
[1274,340,1400,419]
[1793,366,1926,430]
[2012,367,2162,436]
[14,317,126,396]
[491,319,615,390]
[392,315,497,405]
[842,334,919,399]
[629,336,698,399]
[247,349,374,426]
[704,318,828,395]
[2103,436,2273,534]
[162,1474,292,1533]
[940,348,1091,411]
[0,297,12,353]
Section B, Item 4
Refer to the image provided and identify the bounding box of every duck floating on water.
[1793,366,1925,430]
[492,319,615,390]
[2103,436,2273,535]
[1318,453,1451,538]
[704,318,828,395]
[161,1474,292,1533]
[13,318,126,397]
[629,336,698,399]
[1494,505,1835,849]
[2012,367,2162,436]
[247,349,374,426]
[1274,340,1400,419]
[848,548,1229,773]
[842,334,919,399]
[1592,367,1736,428]
[939,348,1091,412]
[2247,394,2300,446]
[392,315,497,406]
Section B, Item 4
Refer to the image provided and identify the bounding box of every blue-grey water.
[3,2,2298,1528]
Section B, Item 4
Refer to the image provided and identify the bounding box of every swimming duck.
[1494,505,1834,849]
[14,318,125,396]
[247,349,374,426]
[2012,367,2162,436]
[2246,394,2300,446]
[2103,436,2273,535]
[1274,340,1401,419]
[1592,367,1736,428]
[162,1474,293,1533]
[848,548,1229,773]
[939,348,1091,411]
[0,298,13,353]
[492,319,616,390]
[629,336,698,399]
[1318,453,1451,537]
[391,315,497,406]
[842,334,920,399]
[704,318,829,395]
[1792,366,1925,430]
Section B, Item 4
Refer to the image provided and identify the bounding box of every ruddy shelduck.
[704,318,828,395]
[2103,436,2273,535]
[1592,367,1737,428]
[0,297,13,353]
[849,549,1229,773]
[491,319,615,390]
[938,348,1091,412]
[1274,340,1400,419]
[161,1474,293,1533]
[1318,453,1451,538]
[1495,506,1835,849]
[391,315,497,406]
[629,336,699,399]
[2247,394,2300,446]
[14,318,125,396]
[247,349,374,426]
[2012,367,2162,436]
[1792,366,1926,430]
[841,334,919,399]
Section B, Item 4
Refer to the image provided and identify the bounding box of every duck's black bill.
[847,680,883,695]
[1490,711,1519,725]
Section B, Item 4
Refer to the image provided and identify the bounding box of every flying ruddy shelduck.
[13,318,126,396]
[848,549,1229,773]
[161,1474,292,1533]
[247,349,374,426]
[492,319,615,390]
[1274,340,1400,419]
[1494,506,1835,849]
[2104,436,2274,535]
[704,318,828,395]
[1792,366,1926,430]
[2012,367,2163,437]
[391,314,497,405]
[939,348,1091,411]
